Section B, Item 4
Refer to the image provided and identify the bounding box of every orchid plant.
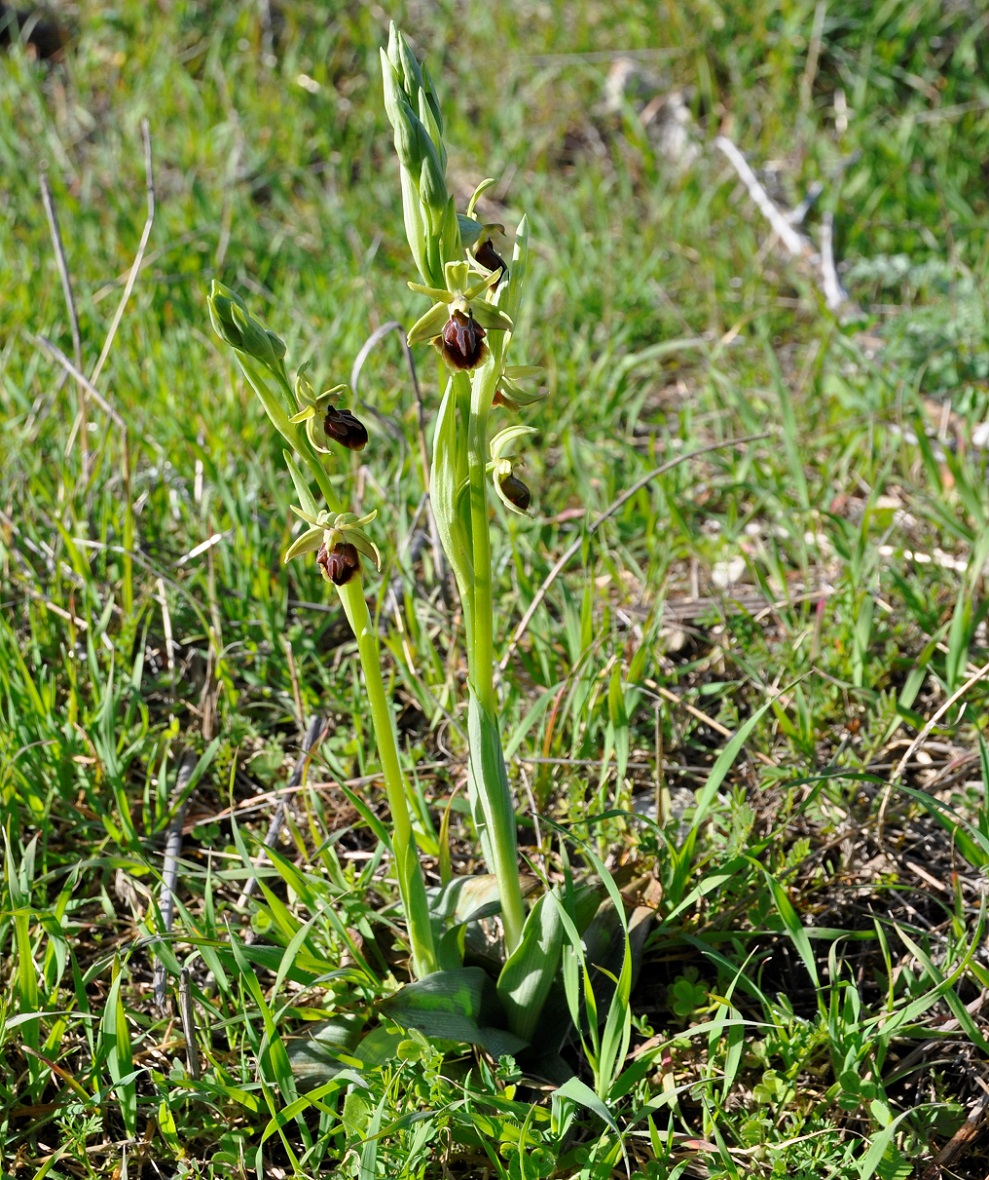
[209,25,631,1070]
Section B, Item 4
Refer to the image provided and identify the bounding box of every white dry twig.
[715,135,848,312]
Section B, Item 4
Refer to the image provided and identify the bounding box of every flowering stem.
[336,576,438,979]
[234,352,339,510]
[467,399,494,709]
[464,358,526,955]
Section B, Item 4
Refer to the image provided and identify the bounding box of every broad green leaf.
[497,891,565,1043]
[380,968,527,1057]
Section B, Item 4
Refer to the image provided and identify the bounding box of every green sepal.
[283,526,325,564]
[407,301,451,346]
[469,300,513,333]
[466,178,497,219]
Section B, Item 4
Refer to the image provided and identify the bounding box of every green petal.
[290,504,324,525]
[498,375,547,408]
[349,532,382,570]
[408,281,450,302]
[463,268,502,302]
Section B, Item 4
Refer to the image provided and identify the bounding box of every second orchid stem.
[337,577,438,979]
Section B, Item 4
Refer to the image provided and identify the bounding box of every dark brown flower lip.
[437,308,487,370]
[474,239,508,288]
[323,406,369,451]
[499,472,531,511]
[317,541,361,585]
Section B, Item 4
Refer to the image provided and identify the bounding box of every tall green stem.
[464,359,526,953]
[235,354,339,510]
[337,578,438,979]
[467,400,495,709]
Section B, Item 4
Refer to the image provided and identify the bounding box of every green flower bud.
[208,281,286,374]
[419,149,448,213]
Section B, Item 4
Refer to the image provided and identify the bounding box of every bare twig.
[879,657,989,836]
[38,174,81,370]
[39,170,87,470]
[643,681,776,768]
[35,336,130,433]
[349,320,415,445]
[919,1090,989,1180]
[153,750,198,1009]
[714,134,847,313]
[156,576,177,675]
[178,968,201,1080]
[798,1,827,126]
[499,433,770,671]
[892,990,989,1081]
[715,136,810,258]
[819,212,848,309]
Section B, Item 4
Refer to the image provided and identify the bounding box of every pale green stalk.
[466,393,494,704]
[464,352,526,954]
[237,355,338,510]
[336,576,438,979]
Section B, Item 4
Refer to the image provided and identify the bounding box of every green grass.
[4,0,989,1176]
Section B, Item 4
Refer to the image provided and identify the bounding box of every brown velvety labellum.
[475,239,508,287]
[500,472,531,511]
[317,541,361,585]
[440,309,487,370]
[323,407,369,451]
